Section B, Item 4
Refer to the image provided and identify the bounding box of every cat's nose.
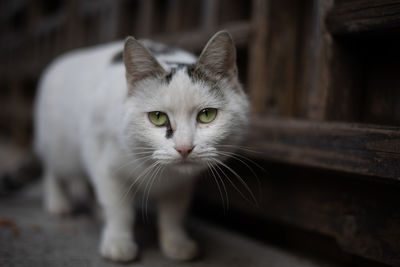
[175,145,194,159]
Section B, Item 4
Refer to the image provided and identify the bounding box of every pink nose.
[175,145,194,159]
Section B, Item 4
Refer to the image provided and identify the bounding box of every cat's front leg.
[158,180,198,261]
[92,167,138,262]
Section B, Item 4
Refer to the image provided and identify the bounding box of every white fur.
[34,35,249,262]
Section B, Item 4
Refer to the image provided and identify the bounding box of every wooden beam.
[246,117,400,180]
[152,21,252,53]
[327,0,400,35]
[0,21,252,79]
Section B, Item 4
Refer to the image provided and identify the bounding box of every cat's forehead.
[138,69,225,112]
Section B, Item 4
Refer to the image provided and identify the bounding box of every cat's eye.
[148,111,168,126]
[197,108,217,123]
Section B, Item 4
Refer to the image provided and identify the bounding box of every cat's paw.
[161,235,199,261]
[100,236,138,262]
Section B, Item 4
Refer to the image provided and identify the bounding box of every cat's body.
[34,32,249,262]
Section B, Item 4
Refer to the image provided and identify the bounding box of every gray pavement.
[0,183,336,267]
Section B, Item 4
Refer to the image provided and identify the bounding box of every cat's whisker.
[119,153,153,161]
[127,149,154,155]
[141,162,159,222]
[114,157,153,193]
[125,156,158,195]
[214,151,258,178]
[208,161,229,211]
[212,158,258,206]
[116,152,152,161]
[128,151,154,156]
[130,147,155,150]
[128,157,156,178]
[210,159,253,206]
[215,150,265,172]
[213,151,263,192]
[144,165,159,221]
[133,160,160,198]
[144,163,163,222]
[131,161,159,195]
[206,162,227,211]
[116,155,155,191]
[112,154,153,174]
[215,145,262,154]
[120,160,159,204]
[214,150,264,200]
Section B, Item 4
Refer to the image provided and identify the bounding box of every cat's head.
[121,31,249,173]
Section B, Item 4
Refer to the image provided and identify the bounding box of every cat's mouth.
[173,158,197,165]
[170,157,205,167]
[169,159,206,174]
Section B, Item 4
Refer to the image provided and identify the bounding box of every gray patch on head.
[186,64,241,99]
[186,65,219,89]
[163,68,176,84]
[162,62,193,84]
[185,65,227,103]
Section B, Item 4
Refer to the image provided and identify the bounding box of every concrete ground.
[0,183,337,267]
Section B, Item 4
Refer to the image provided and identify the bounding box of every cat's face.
[122,31,249,172]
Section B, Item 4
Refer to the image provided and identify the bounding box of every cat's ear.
[123,37,165,87]
[195,31,237,79]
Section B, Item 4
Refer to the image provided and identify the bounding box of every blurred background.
[1,0,400,266]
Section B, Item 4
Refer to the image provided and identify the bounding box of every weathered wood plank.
[0,21,252,79]
[327,0,400,35]
[246,117,400,180]
[153,21,252,52]
[196,163,400,265]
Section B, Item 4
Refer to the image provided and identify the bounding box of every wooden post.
[136,0,154,37]
[296,0,334,120]
[98,0,119,42]
[166,0,182,33]
[247,0,270,115]
[201,0,219,31]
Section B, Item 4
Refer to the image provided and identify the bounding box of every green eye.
[197,108,217,123]
[148,111,168,126]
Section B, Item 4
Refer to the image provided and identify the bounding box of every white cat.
[34,31,249,262]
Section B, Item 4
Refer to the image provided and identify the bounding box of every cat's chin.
[170,160,205,174]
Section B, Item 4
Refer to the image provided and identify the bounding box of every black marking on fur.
[164,68,176,84]
[186,65,240,97]
[186,65,219,89]
[165,119,173,139]
[111,51,123,63]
